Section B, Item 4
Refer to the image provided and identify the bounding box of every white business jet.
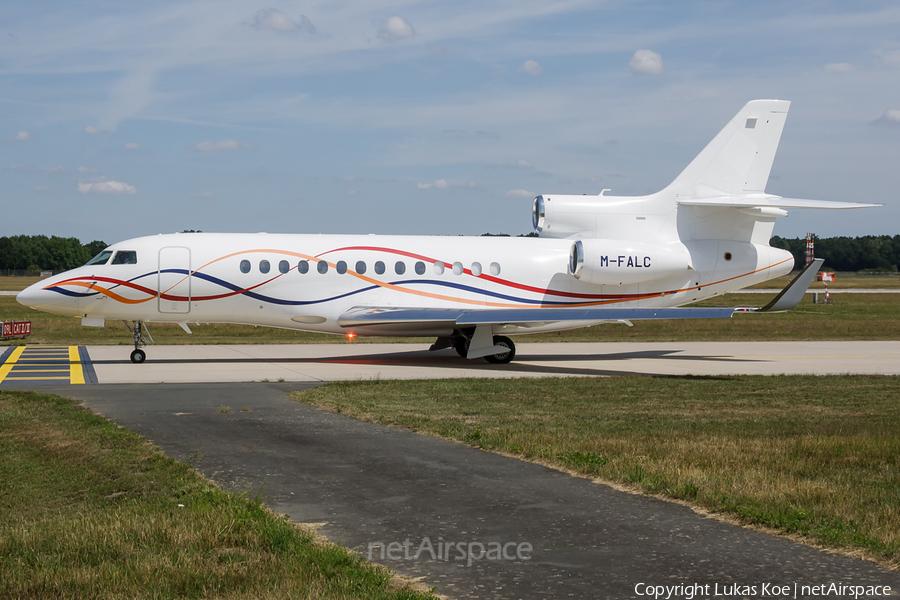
[18,100,876,364]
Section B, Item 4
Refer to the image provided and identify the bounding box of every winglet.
[752,258,824,313]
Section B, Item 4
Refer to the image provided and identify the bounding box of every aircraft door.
[158,246,191,314]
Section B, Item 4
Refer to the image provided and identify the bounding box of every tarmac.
[2,340,897,386]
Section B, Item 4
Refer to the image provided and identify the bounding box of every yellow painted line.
[69,346,85,385]
[0,347,26,384]
[2,376,72,381]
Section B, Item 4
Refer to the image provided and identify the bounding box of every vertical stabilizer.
[671,99,790,197]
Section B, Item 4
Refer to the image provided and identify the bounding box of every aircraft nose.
[17,279,81,316]
[16,283,44,309]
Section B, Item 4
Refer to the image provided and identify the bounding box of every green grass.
[293,376,900,570]
[0,391,436,600]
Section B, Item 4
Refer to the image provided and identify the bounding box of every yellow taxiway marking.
[69,346,85,384]
[0,346,26,382]
[0,346,89,385]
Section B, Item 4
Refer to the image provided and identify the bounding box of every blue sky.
[2,0,898,244]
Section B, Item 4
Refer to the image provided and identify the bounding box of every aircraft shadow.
[90,347,760,379]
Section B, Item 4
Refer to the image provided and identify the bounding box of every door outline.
[158,246,191,314]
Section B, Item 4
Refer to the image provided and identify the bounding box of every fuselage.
[18,232,793,337]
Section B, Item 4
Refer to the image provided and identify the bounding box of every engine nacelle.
[569,239,692,285]
[533,194,643,239]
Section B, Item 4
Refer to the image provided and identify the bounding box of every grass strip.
[0,390,435,600]
[293,375,900,569]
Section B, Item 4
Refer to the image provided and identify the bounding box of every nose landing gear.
[124,321,153,363]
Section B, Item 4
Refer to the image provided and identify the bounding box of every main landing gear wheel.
[484,336,515,364]
[130,349,146,364]
[453,337,469,358]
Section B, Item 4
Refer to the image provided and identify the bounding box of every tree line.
[770,235,900,272]
[0,235,107,273]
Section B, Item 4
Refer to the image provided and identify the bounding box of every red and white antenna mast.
[805,232,814,266]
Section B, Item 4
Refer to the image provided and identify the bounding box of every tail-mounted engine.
[568,239,692,285]
[533,194,643,239]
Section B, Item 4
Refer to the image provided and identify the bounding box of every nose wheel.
[124,320,153,364]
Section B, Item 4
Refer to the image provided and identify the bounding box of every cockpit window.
[85,250,113,266]
[111,251,137,265]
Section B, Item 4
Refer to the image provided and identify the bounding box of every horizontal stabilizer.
[679,195,880,209]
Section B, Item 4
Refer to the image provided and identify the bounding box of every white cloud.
[252,9,297,31]
[347,190,358,196]
[83,126,104,135]
[189,140,240,152]
[379,16,415,42]
[873,108,900,127]
[6,131,33,142]
[78,180,137,195]
[124,142,141,150]
[516,60,543,75]
[506,189,534,198]
[516,160,532,168]
[880,49,900,66]
[192,190,213,198]
[629,49,664,75]
[78,166,98,173]
[825,62,854,72]
[419,179,449,190]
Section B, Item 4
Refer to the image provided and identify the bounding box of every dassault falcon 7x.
[18,100,876,364]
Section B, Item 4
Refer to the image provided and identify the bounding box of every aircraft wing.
[338,258,825,330]
[337,306,735,329]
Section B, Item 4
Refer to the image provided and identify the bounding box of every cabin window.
[433,262,445,275]
[279,260,290,274]
[240,260,251,273]
[85,250,113,266]
[298,260,309,274]
[375,261,385,275]
[452,261,463,275]
[336,260,348,274]
[415,261,426,275]
[395,261,406,275]
[724,252,733,262]
[356,261,367,274]
[471,262,482,276]
[317,260,328,274]
[111,251,137,265]
[259,260,270,274]
[490,262,501,276]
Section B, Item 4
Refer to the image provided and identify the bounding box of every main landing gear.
[447,333,516,364]
[124,320,153,364]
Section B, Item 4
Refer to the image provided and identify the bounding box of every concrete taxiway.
[2,340,895,386]
[41,382,900,599]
